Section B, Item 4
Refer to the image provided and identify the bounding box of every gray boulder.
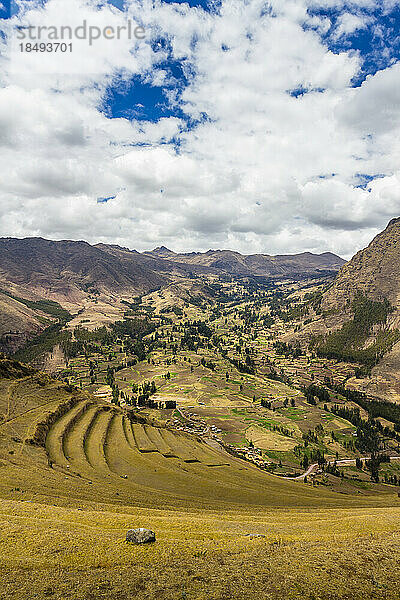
[126,528,156,544]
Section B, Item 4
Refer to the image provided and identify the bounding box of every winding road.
[285,455,400,480]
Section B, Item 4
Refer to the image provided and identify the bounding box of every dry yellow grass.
[1,359,400,599]
[246,425,298,450]
[1,499,400,600]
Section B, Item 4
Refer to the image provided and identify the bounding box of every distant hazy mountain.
[146,247,345,278]
[0,236,344,354]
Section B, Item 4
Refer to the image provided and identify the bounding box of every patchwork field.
[47,278,400,486]
[246,425,298,451]
[1,358,400,599]
[4,272,400,598]
[1,356,400,599]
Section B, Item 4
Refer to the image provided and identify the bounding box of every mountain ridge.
[0,236,345,354]
[145,246,345,277]
[294,217,400,401]
[0,238,346,298]
[321,218,400,311]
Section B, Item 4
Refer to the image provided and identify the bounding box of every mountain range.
[146,246,345,278]
[0,238,344,304]
[0,236,345,354]
[4,225,400,398]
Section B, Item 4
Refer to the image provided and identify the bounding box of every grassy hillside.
[315,293,400,366]
[2,500,400,600]
[1,356,400,599]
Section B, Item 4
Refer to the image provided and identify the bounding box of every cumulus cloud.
[333,12,372,38]
[338,63,400,134]
[0,0,400,259]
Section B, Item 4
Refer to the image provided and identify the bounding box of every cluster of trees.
[273,341,303,359]
[104,366,120,405]
[61,326,113,359]
[327,385,400,446]
[12,297,73,363]
[267,367,292,385]
[260,315,274,327]
[179,320,213,352]
[14,324,72,363]
[112,316,156,340]
[4,293,71,322]
[269,423,294,438]
[324,454,392,482]
[105,365,115,387]
[261,399,273,409]
[128,397,176,410]
[260,397,295,410]
[121,297,141,310]
[60,316,159,365]
[302,426,324,446]
[325,461,342,478]
[303,383,330,404]
[316,293,400,366]
[228,356,255,375]
[237,306,258,326]
[136,380,157,406]
[200,357,216,371]
[330,404,384,453]
[267,292,290,320]
[300,448,326,469]
[383,473,400,486]
[339,391,400,430]
[364,453,390,482]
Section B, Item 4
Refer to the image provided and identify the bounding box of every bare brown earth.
[0,293,49,354]
[0,237,168,306]
[290,218,400,400]
[41,344,67,373]
[322,218,400,311]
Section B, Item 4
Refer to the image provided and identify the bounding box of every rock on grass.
[126,528,156,544]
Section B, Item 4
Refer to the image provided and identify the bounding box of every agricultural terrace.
[51,275,400,489]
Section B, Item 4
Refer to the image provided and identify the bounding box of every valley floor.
[3,269,400,600]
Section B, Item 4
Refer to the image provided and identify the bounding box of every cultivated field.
[1,356,400,599]
[3,275,400,599]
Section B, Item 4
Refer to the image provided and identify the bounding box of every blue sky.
[1,0,400,256]
[100,1,400,142]
[308,4,400,83]
[4,1,400,123]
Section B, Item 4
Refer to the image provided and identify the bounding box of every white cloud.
[338,63,400,134]
[333,12,372,38]
[0,0,400,260]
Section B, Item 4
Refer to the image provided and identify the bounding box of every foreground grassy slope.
[1,356,400,599]
[2,498,400,600]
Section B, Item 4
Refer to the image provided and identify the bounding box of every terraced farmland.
[2,357,400,600]
[42,397,317,507]
[2,357,396,511]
